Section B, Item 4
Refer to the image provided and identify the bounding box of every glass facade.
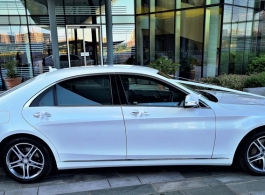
[0,0,265,88]
[0,0,135,88]
[136,0,264,79]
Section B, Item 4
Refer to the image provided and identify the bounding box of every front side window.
[31,75,112,107]
[120,75,186,107]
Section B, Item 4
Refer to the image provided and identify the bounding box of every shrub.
[200,74,249,91]
[148,56,180,75]
[247,55,265,74]
[244,72,265,88]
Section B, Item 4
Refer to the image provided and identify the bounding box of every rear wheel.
[240,132,265,175]
[1,137,52,183]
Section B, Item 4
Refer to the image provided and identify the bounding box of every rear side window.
[30,75,113,107]
[57,75,112,106]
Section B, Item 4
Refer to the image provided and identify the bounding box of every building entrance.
[66,25,103,67]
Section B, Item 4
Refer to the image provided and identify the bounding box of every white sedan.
[0,65,265,183]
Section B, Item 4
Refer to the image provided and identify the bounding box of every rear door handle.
[34,112,52,119]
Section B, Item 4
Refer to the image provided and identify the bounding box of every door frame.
[66,25,103,67]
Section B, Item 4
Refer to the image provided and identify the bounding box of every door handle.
[34,112,52,119]
[131,110,149,117]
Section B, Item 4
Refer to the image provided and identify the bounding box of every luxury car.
[1,65,265,183]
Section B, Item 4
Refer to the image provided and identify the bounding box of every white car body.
[1,65,265,182]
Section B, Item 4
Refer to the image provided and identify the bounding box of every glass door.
[66,25,103,67]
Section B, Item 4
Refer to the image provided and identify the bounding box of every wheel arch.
[0,133,58,170]
[233,125,265,164]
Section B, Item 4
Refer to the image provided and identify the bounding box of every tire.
[239,131,265,175]
[1,137,52,183]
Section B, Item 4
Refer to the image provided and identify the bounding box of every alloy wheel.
[6,143,45,180]
[247,136,265,172]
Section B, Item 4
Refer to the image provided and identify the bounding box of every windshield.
[157,71,173,79]
[0,77,35,98]
[178,82,219,102]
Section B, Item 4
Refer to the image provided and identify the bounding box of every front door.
[118,74,216,159]
[66,25,103,67]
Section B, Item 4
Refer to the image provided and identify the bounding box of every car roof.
[36,65,159,81]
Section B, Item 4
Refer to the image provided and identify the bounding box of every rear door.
[22,74,126,162]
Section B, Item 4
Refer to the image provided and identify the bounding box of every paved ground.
[0,165,265,195]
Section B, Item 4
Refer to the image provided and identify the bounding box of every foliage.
[247,55,265,74]
[148,56,180,75]
[200,74,249,91]
[1,60,18,78]
[244,72,265,88]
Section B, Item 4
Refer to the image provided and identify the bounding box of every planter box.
[243,87,265,96]
[4,77,22,90]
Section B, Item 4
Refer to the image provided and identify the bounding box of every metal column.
[47,0,60,69]
[105,0,113,65]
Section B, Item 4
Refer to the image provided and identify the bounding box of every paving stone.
[116,167,164,177]
[5,187,38,195]
[150,191,184,195]
[0,182,20,191]
[1,175,15,183]
[201,176,224,187]
[249,192,265,195]
[214,174,251,183]
[227,180,265,194]
[73,172,118,182]
[90,184,156,195]
[138,172,185,184]
[60,192,90,195]
[39,179,110,195]
[153,179,208,193]
[108,176,141,188]
[182,185,237,195]
[179,170,211,179]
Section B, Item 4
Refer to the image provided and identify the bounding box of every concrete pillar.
[47,0,60,69]
[105,0,113,65]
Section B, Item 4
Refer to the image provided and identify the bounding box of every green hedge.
[199,72,265,91]
[200,74,249,91]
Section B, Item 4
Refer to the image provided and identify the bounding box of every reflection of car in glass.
[34,54,93,70]
[2,65,265,183]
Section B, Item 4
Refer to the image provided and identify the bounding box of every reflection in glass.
[136,0,149,14]
[136,15,149,65]
[150,12,174,62]
[178,0,204,8]
[179,8,204,79]
[203,7,222,78]
[154,0,175,12]
[25,0,48,15]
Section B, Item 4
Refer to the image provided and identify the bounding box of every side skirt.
[56,159,232,170]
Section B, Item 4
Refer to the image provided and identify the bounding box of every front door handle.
[131,110,149,117]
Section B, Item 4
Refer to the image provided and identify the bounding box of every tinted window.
[120,75,186,107]
[57,75,112,106]
[70,55,80,60]
[60,55,68,61]
[30,86,55,107]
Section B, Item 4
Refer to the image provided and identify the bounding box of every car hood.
[204,90,265,105]
[174,79,265,106]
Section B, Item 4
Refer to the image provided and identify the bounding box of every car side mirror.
[184,94,199,108]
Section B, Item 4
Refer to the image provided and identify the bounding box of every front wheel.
[240,132,265,175]
[1,137,52,183]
